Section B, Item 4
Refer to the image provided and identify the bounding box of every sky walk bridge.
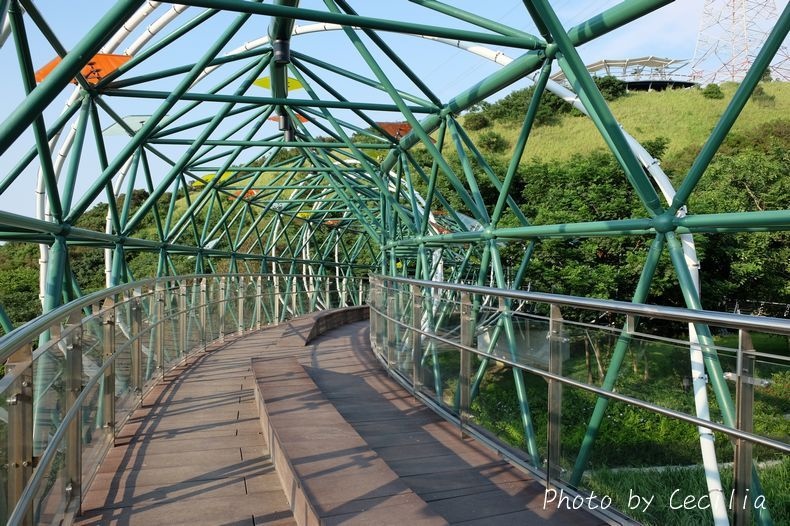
[0,1,788,525]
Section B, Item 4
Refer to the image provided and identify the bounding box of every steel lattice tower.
[691,0,790,82]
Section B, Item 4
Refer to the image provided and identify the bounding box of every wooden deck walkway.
[77,311,604,526]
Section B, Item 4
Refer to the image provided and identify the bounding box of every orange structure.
[35,53,131,85]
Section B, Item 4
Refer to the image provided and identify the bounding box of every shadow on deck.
[76,309,604,526]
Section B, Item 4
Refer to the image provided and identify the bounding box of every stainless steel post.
[459,292,473,435]
[102,298,115,438]
[64,317,83,513]
[219,277,226,342]
[411,284,422,392]
[547,305,564,485]
[237,276,245,335]
[734,329,755,526]
[5,344,33,526]
[178,284,187,356]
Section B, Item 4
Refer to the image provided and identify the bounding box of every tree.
[689,148,790,305]
[477,131,508,153]
[464,112,489,130]
[701,83,724,99]
[593,75,627,101]
[0,266,40,330]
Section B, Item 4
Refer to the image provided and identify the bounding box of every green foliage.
[586,458,790,526]
[516,147,676,301]
[479,76,624,129]
[751,84,776,107]
[0,266,40,333]
[0,242,39,332]
[477,130,508,153]
[689,147,790,304]
[702,83,725,99]
[463,112,489,131]
[483,86,572,126]
[593,75,627,101]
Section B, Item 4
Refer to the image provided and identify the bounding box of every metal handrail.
[368,275,788,525]
[375,275,790,335]
[0,272,365,364]
[2,272,368,525]
[369,304,790,453]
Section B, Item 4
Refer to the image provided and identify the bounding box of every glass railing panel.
[749,454,789,525]
[32,337,67,457]
[206,291,220,343]
[161,316,180,372]
[223,281,239,335]
[113,327,137,427]
[419,335,460,416]
[31,438,67,525]
[0,371,20,524]
[79,381,110,496]
[244,281,257,331]
[140,326,159,392]
[79,316,104,376]
[184,309,202,356]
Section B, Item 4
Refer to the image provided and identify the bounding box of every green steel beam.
[8,0,64,222]
[59,96,91,215]
[380,0,676,172]
[94,7,221,89]
[150,138,395,149]
[103,88,437,113]
[0,0,143,156]
[181,0,545,49]
[409,0,539,39]
[570,234,665,484]
[669,3,789,214]
[530,0,663,216]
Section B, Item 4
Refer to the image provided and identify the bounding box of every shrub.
[701,83,724,99]
[485,88,532,121]
[593,75,627,101]
[464,112,489,130]
[477,131,508,153]
[751,84,776,107]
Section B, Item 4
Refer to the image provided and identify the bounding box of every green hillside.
[463,81,790,169]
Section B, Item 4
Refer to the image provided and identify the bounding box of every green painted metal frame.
[0,1,787,524]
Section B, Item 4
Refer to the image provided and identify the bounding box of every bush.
[751,84,776,107]
[464,112,489,130]
[593,75,627,101]
[701,83,724,99]
[485,88,532,122]
[477,131,508,153]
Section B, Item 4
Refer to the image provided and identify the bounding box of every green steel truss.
[0,1,788,524]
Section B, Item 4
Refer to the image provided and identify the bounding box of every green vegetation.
[586,458,790,526]
[702,83,725,99]
[463,112,489,131]
[477,130,509,153]
[461,81,790,163]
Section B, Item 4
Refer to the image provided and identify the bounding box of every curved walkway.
[77,312,603,526]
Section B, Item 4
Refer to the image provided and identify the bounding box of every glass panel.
[141,321,159,392]
[32,338,67,457]
[224,280,238,336]
[113,328,137,427]
[0,373,17,524]
[32,442,67,524]
[244,281,256,331]
[749,454,790,526]
[80,381,110,491]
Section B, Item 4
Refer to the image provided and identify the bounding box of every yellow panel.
[253,77,303,90]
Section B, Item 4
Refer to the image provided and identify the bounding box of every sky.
[0,0,737,218]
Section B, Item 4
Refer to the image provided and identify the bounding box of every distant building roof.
[551,56,689,84]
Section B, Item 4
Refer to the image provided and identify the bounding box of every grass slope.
[465,82,790,167]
